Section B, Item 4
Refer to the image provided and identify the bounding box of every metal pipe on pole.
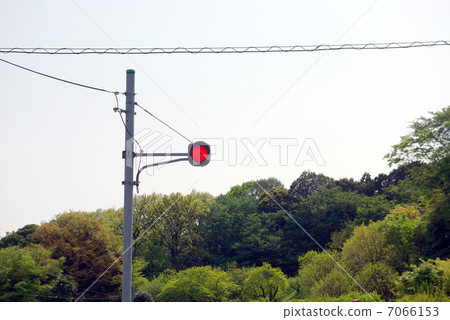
[122,69,135,302]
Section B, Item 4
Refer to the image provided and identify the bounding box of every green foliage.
[355,262,398,301]
[153,192,211,270]
[334,178,364,193]
[134,290,154,302]
[0,224,38,249]
[224,262,251,300]
[138,269,177,300]
[242,263,288,301]
[49,274,77,302]
[385,106,450,165]
[353,195,392,226]
[285,276,302,299]
[199,190,257,267]
[397,292,449,302]
[97,208,123,237]
[132,193,163,245]
[132,257,150,293]
[0,245,63,301]
[3,106,448,302]
[157,266,239,302]
[134,242,171,279]
[257,188,292,213]
[33,212,122,300]
[434,258,450,295]
[289,170,333,199]
[231,211,285,269]
[399,259,445,296]
[341,222,393,273]
[298,187,366,249]
[227,181,254,198]
[297,250,356,299]
[251,177,285,198]
[423,188,450,259]
[389,204,422,220]
[298,251,340,296]
[376,212,425,272]
[384,178,425,204]
[309,268,355,298]
[311,291,383,302]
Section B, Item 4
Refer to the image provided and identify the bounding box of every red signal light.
[188,141,211,166]
[191,145,208,162]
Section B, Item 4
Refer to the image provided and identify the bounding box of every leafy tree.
[231,211,285,270]
[328,226,354,251]
[286,276,302,297]
[341,223,393,273]
[310,291,382,302]
[384,107,449,256]
[423,188,450,259]
[98,208,123,236]
[139,269,177,300]
[242,263,288,301]
[399,259,445,296]
[334,178,363,193]
[353,194,392,226]
[297,250,341,297]
[397,292,449,302]
[257,188,292,213]
[289,171,333,199]
[133,241,171,279]
[296,186,363,247]
[434,258,450,296]
[49,274,78,302]
[390,204,422,221]
[251,177,285,198]
[384,178,425,205]
[157,266,239,301]
[385,106,449,165]
[33,212,122,300]
[224,262,251,300]
[0,224,38,248]
[377,212,425,272]
[152,192,212,270]
[227,181,254,198]
[355,262,398,301]
[98,194,164,253]
[132,257,150,293]
[361,164,419,197]
[199,189,257,267]
[132,193,163,242]
[327,193,392,250]
[0,245,63,301]
[360,172,375,196]
[134,290,154,302]
[310,268,355,298]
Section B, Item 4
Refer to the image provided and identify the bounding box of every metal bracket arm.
[135,152,188,157]
[122,181,138,186]
[135,157,188,193]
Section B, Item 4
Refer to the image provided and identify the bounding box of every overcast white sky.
[1,0,449,236]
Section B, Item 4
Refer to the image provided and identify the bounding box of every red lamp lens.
[191,145,208,162]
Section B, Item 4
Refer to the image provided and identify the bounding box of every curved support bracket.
[135,158,188,193]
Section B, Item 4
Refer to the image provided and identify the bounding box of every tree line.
[0,106,448,302]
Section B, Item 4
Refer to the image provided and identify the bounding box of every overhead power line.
[0,57,120,94]
[0,40,448,55]
[135,102,192,143]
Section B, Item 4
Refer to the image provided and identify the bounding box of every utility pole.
[122,69,135,302]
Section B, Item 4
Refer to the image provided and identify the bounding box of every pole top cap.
[126,69,135,74]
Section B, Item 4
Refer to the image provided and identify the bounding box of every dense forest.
[1,107,448,302]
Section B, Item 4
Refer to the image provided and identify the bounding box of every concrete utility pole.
[122,69,135,302]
